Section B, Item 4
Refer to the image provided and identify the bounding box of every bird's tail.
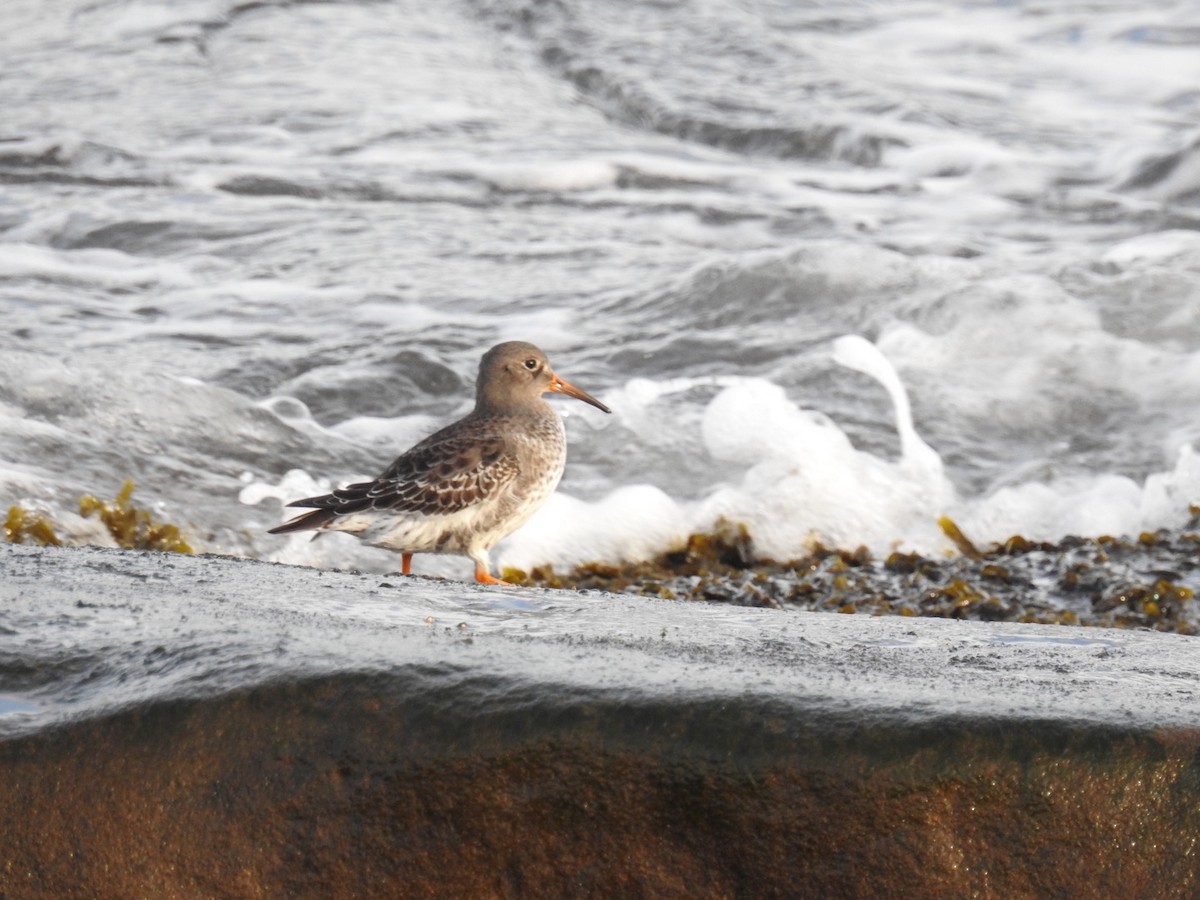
[267,507,340,535]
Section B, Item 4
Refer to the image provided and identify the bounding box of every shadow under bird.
[269,341,611,585]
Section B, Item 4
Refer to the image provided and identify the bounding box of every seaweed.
[515,515,1200,633]
[79,480,194,553]
[3,505,63,546]
[938,516,982,559]
[4,481,192,554]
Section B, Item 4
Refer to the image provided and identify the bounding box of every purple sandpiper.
[269,341,611,584]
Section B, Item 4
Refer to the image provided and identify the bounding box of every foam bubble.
[953,442,1200,548]
[692,361,954,557]
[499,486,691,572]
[957,476,1144,545]
[1141,444,1200,527]
[888,139,1019,179]
[468,159,619,193]
[238,468,332,513]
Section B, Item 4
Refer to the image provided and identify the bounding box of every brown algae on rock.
[6,482,1198,631]
[3,505,63,546]
[512,515,1200,633]
[937,515,982,559]
[4,481,192,554]
[79,480,193,553]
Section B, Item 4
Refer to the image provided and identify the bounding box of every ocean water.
[2,0,1200,581]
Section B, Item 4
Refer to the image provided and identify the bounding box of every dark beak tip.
[573,392,611,415]
[551,373,611,414]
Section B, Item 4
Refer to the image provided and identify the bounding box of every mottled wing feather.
[282,433,519,521]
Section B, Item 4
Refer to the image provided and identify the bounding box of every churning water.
[3,0,1200,580]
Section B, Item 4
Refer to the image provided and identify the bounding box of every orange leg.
[473,561,512,586]
[401,552,413,576]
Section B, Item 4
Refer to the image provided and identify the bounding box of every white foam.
[691,364,953,557]
[1141,444,1200,528]
[1103,230,1200,268]
[954,441,1200,547]
[888,139,1019,179]
[957,476,1143,545]
[498,487,691,572]
[78,0,228,40]
[465,159,619,193]
[831,335,946,486]
[0,244,195,289]
[238,468,332,513]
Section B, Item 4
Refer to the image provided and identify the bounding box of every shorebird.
[268,341,611,585]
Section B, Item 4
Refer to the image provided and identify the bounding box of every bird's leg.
[473,560,512,586]
[401,552,413,576]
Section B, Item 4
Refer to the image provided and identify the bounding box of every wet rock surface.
[3,543,1200,898]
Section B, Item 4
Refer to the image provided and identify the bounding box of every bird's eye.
[523,358,538,371]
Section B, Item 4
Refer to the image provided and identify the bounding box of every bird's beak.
[547,371,611,414]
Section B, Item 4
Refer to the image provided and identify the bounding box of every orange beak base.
[548,373,611,414]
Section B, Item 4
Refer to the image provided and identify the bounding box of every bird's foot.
[474,564,513,586]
